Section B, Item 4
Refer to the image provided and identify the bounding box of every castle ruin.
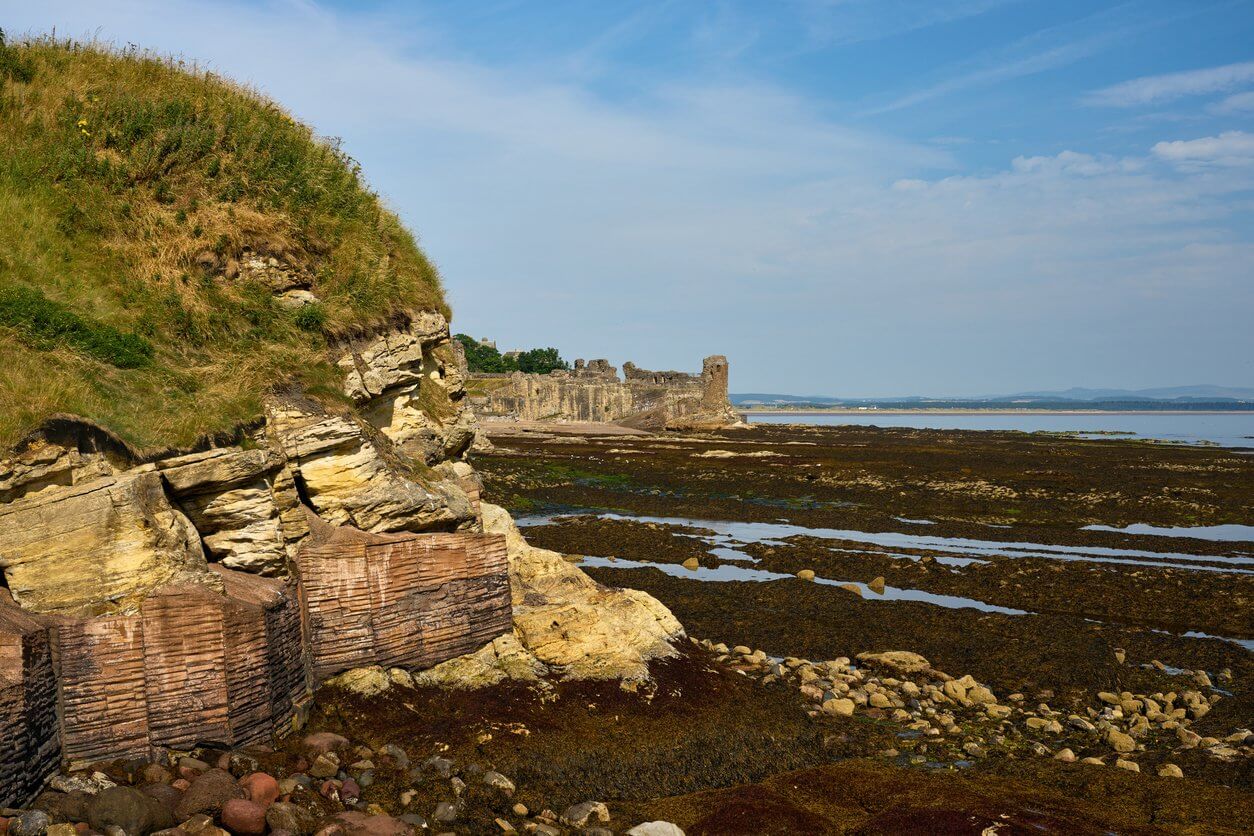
[467,355,741,430]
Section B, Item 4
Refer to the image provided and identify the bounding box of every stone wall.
[468,355,741,430]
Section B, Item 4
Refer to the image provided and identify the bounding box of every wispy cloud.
[863,4,1158,116]
[1210,90,1254,114]
[796,0,1022,47]
[1086,60,1254,107]
[1153,131,1254,166]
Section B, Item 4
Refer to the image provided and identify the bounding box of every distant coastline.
[738,407,1254,415]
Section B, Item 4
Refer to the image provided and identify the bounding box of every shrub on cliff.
[0,35,448,450]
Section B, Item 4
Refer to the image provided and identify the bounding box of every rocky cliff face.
[0,311,683,806]
[468,354,742,430]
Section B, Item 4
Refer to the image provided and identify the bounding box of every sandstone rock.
[625,822,685,836]
[682,558,699,570]
[562,802,609,828]
[0,471,214,614]
[856,651,931,674]
[238,773,279,807]
[331,812,414,836]
[1115,759,1140,773]
[266,401,473,535]
[87,787,172,836]
[174,770,244,821]
[868,576,886,594]
[1054,748,1076,763]
[1158,763,1184,778]
[822,698,856,717]
[303,732,350,756]
[441,503,684,683]
[8,810,51,836]
[795,569,815,581]
[482,771,515,796]
[334,312,447,403]
[1106,729,1136,753]
[267,803,318,835]
[325,667,393,698]
[413,632,548,689]
[220,800,267,835]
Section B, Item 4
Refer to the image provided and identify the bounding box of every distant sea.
[745,411,1254,448]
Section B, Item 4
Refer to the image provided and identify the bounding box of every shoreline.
[738,408,1254,416]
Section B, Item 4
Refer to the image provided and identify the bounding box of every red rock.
[239,773,280,807]
[313,826,346,836]
[302,733,349,757]
[220,799,267,835]
[172,779,191,791]
[216,753,232,771]
[340,779,360,801]
[73,825,90,835]
[318,780,341,802]
[174,768,245,821]
[332,813,413,836]
[0,816,10,835]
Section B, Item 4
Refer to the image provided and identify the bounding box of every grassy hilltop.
[0,34,448,451]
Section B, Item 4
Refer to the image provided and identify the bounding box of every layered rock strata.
[0,311,508,805]
[296,519,510,679]
[468,354,741,430]
[414,502,684,687]
[0,309,684,807]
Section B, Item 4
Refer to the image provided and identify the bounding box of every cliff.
[468,354,742,430]
[0,39,682,806]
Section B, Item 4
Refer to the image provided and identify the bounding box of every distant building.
[478,337,497,351]
[503,350,522,360]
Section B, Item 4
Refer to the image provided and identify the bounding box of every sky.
[3,0,1253,397]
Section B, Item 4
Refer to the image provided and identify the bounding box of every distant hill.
[732,384,1254,407]
[1005,385,1254,402]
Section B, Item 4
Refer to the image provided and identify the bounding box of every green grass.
[0,35,449,450]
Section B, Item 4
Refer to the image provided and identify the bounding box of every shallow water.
[519,511,1254,575]
[1083,523,1254,542]
[746,411,1254,448]
[578,555,1031,616]
[538,511,1254,653]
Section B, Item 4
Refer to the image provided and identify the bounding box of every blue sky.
[4,0,1253,395]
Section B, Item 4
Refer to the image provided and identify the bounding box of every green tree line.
[455,334,569,374]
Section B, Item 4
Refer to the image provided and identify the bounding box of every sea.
[744,411,1254,448]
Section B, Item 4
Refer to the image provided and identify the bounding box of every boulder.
[855,651,931,674]
[220,800,267,835]
[266,803,318,835]
[419,503,683,684]
[174,770,245,821]
[86,786,174,836]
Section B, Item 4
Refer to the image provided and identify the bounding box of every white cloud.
[1086,61,1254,107]
[1152,131,1254,166]
[1210,90,1254,114]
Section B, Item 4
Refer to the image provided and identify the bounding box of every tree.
[516,347,569,374]
[454,335,569,374]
